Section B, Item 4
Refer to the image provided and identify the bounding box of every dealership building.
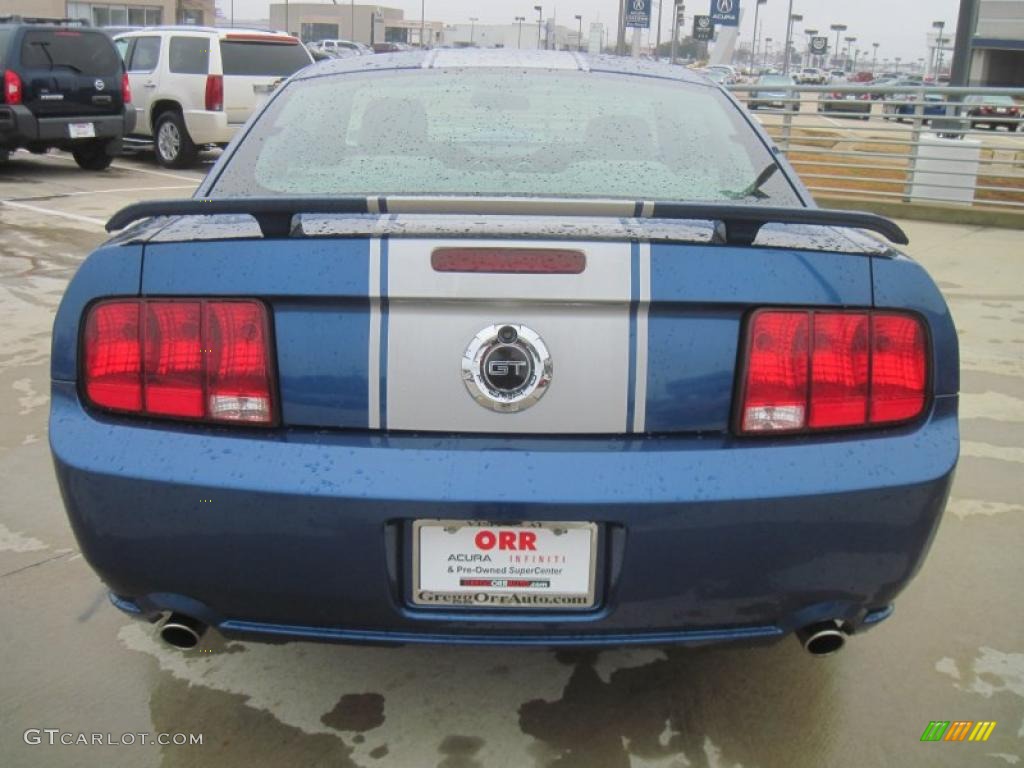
[268,3,443,46]
[2,0,213,26]
[965,0,1024,86]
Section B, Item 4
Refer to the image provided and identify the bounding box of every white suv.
[114,27,312,167]
[797,68,826,85]
[311,39,372,57]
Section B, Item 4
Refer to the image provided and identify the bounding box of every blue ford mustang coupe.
[50,51,959,655]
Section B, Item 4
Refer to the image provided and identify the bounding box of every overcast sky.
[219,0,962,61]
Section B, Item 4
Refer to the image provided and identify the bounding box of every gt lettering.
[474,530,538,551]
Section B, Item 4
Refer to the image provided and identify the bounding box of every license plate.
[412,520,598,609]
[68,122,95,139]
[253,82,279,109]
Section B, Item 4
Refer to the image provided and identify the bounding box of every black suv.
[0,17,135,169]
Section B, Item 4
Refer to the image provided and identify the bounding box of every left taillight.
[737,309,928,435]
[3,69,22,105]
[82,299,276,425]
[204,74,223,112]
[121,73,132,104]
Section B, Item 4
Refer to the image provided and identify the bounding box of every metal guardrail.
[726,84,1024,211]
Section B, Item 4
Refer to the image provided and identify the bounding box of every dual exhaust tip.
[158,613,207,650]
[796,620,846,656]
[155,613,846,655]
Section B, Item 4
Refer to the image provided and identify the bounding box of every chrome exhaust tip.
[158,613,207,650]
[796,621,846,656]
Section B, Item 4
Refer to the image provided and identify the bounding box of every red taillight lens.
[741,311,809,433]
[83,299,275,425]
[810,313,869,428]
[84,301,142,412]
[121,73,132,104]
[204,74,223,112]
[4,69,23,105]
[869,313,927,424]
[739,309,928,435]
[204,302,274,423]
[144,301,203,418]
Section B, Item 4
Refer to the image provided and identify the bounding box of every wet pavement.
[1,150,1022,768]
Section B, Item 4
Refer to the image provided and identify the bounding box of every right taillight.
[738,309,927,435]
[3,69,22,105]
[83,298,276,425]
[204,74,223,112]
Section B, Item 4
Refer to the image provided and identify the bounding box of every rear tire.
[72,141,114,171]
[154,111,198,168]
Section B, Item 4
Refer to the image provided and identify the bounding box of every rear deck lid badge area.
[462,325,552,412]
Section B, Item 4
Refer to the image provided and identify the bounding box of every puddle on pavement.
[321,693,386,733]
[150,674,359,768]
[122,617,845,768]
[0,222,100,374]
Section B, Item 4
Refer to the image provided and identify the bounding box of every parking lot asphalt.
[1,150,1022,768]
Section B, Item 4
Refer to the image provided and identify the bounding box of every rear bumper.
[51,384,958,646]
[0,105,134,148]
[182,110,237,145]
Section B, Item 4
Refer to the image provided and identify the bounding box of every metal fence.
[726,83,1024,211]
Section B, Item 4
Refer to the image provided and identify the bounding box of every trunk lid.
[139,216,876,435]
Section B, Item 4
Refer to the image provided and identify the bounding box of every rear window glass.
[219,41,310,77]
[169,37,209,75]
[0,29,11,63]
[210,68,799,206]
[19,30,119,75]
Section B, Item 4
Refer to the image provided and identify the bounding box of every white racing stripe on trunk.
[384,238,634,434]
[632,242,651,433]
[367,238,382,430]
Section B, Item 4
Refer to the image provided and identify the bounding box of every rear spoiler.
[106,197,909,246]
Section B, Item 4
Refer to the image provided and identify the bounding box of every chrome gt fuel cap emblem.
[462,324,552,412]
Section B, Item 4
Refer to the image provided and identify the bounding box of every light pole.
[469,16,477,45]
[871,42,879,74]
[419,0,425,48]
[830,23,846,70]
[655,0,663,61]
[763,37,773,71]
[852,47,860,72]
[752,0,767,74]
[515,16,525,49]
[535,5,543,50]
[932,20,946,77]
[843,35,856,71]
[575,14,583,52]
[782,0,799,75]
[894,56,901,74]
